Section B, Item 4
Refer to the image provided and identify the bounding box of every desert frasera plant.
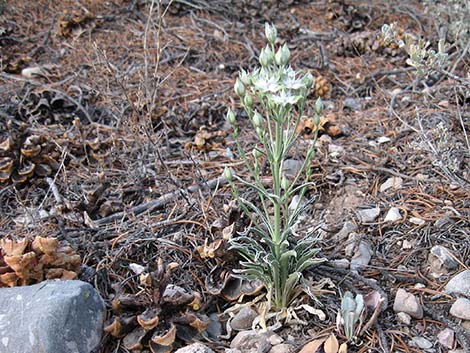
[224,23,325,310]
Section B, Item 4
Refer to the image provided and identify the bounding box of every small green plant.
[224,23,325,310]
[381,23,448,78]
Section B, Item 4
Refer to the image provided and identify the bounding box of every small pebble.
[409,217,425,225]
[384,207,402,222]
[357,207,380,223]
[445,270,470,296]
[427,245,458,278]
[380,177,403,193]
[409,337,433,350]
[230,306,258,331]
[393,288,423,319]
[350,241,372,271]
[437,328,455,349]
[449,298,470,320]
[396,312,412,325]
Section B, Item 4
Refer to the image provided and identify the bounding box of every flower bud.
[243,93,253,108]
[281,176,290,190]
[275,44,290,66]
[314,97,324,115]
[265,23,277,44]
[253,112,263,128]
[223,166,233,181]
[256,127,264,138]
[313,113,321,126]
[239,69,251,86]
[226,108,236,125]
[264,46,274,65]
[302,72,314,89]
[234,78,246,97]
[252,148,262,159]
[259,48,269,67]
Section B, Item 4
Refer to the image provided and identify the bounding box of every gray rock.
[350,241,372,271]
[343,97,361,111]
[396,312,412,325]
[230,330,271,353]
[463,321,470,332]
[269,344,295,353]
[437,328,455,349]
[380,177,403,193]
[393,288,423,319]
[434,215,454,228]
[384,207,402,222]
[427,246,459,278]
[0,280,105,353]
[450,298,470,320]
[267,333,283,345]
[357,207,380,223]
[283,159,303,178]
[409,217,425,225]
[175,343,216,353]
[409,337,433,350]
[328,144,345,158]
[230,306,258,331]
[445,270,470,296]
[334,221,357,241]
[331,259,350,269]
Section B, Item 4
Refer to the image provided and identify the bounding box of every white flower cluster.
[232,23,314,112]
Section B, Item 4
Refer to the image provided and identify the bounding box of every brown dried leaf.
[298,337,328,353]
[151,323,176,346]
[339,342,348,353]
[137,307,161,330]
[0,272,19,287]
[32,236,59,255]
[0,238,28,256]
[324,333,339,353]
[122,327,147,351]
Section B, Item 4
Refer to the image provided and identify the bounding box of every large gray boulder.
[0,280,105,353]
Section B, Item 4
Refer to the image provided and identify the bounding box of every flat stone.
[409,217,425,225]
[393,288,423,319]
[331,259,350,269]
[450,298,470,320]
[175,343,216,353]
[384,207,402,222]
[409,337,433,350]
[444,270,470,296]
[283,159,303,178]
[0,280,105,353]
[230,330,271,353]
[380,177,403,193]
[357,207,380,223]
[350,241,372,271]
[437,328,455,349]
[343,97,361,111]
[230,306,258,331]
[269,344,295,353]
[427,245,459,278]
[328,144,344,157]
[396,312,412,325]
[334,221,357,241]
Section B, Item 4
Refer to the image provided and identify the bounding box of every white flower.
[271,90,301,106]
[253,74,282,94]
[282,66,305,90]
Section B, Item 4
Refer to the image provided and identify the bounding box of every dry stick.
[94,176,227,226]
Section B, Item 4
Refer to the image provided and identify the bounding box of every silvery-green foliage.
[381,23,448,77]
[225,23,324,310]
[423,0,470,50]
[340,292,365,341]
